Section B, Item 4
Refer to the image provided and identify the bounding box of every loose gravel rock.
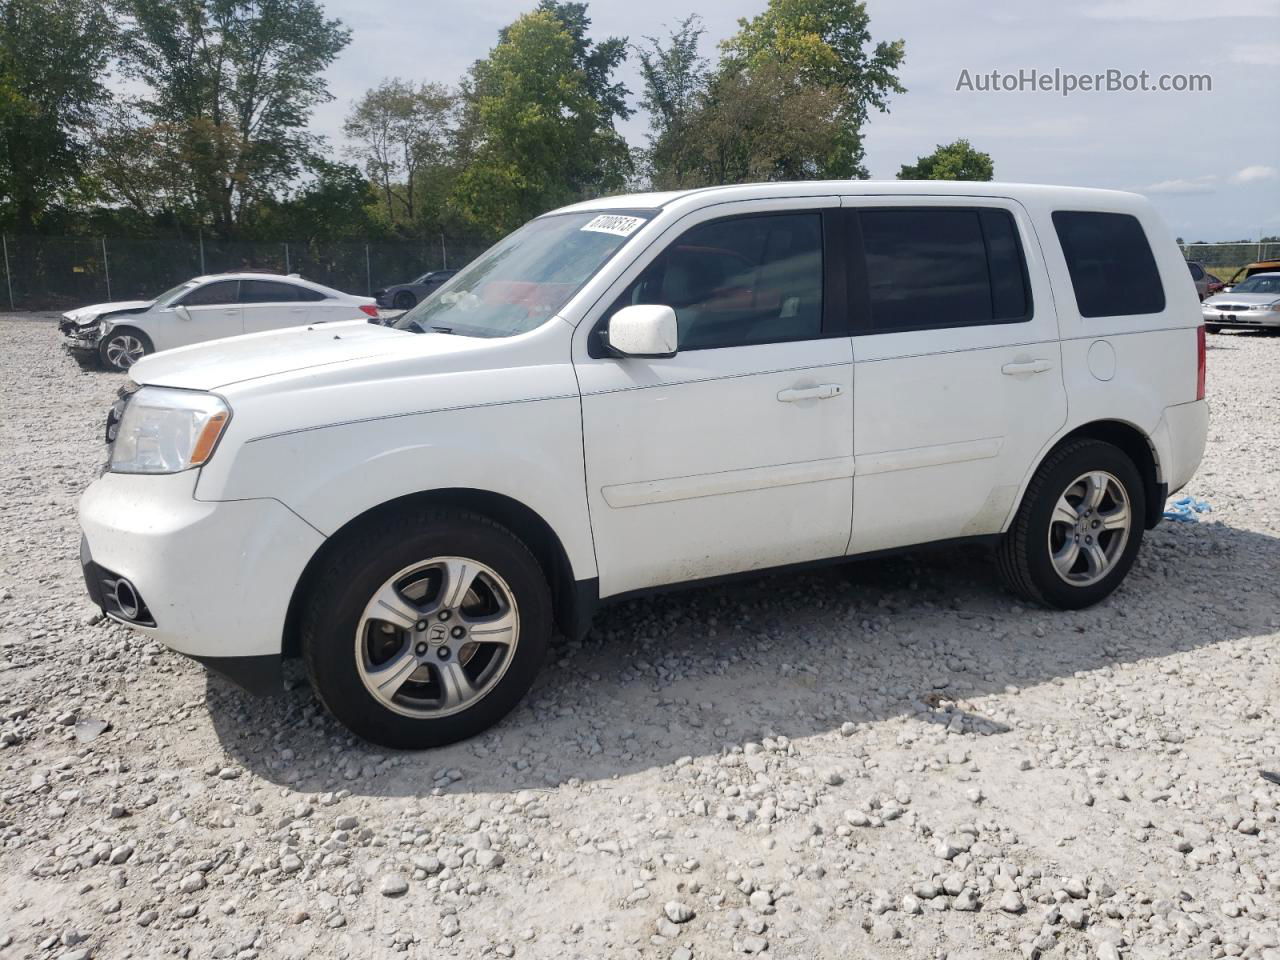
[1,316,1278,959]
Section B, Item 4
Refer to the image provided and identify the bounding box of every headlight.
[1252,302,1280,312]
[109,387,231,474]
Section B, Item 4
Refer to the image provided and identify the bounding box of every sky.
[309,0,1280,243]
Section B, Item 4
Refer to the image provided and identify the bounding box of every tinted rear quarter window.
[1052,211,1165,317]
[858,207,1030,332]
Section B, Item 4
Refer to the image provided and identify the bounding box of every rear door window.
[856,207,1031,332]
[1052,211,1165,317]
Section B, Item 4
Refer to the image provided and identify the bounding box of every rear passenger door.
[843,198,1067,554]
[240,279,320,333]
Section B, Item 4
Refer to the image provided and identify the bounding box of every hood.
[62,300,154,324]
[129,319,438,390]
[1204,292,1279,306]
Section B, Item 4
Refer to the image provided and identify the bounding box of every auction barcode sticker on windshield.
[580,214,646,237]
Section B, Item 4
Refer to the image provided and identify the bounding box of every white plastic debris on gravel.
[1,314,1278,960]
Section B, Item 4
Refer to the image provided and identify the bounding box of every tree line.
[0,0,995,247]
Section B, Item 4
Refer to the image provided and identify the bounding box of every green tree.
[110,0,351,238]
[344,79,455,227]
[530,1,630,126]
[452,8,629,234]
[720,0,904,178]
[254,160,381,242]
[690,61,844,187]
[636,15,709,188]
[0,0,113,231]
[897,139,993,181]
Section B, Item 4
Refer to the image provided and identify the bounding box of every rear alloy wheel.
[1046,471,1132,588]
[99,328,152,371]
[302,508,551,748]
[997,439,1146,609]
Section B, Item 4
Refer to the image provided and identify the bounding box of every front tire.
[997,439,1145,609]
[301,507,551,749]
[99,327,153,371]
[1204,324,1221,334]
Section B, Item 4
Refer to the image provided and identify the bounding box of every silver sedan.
[1202,272,1280,332]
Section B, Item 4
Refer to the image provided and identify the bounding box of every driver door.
[573,199,854,598]
[169,279,243,349]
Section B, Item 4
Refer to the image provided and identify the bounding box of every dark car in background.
[1186,260,1223,301]
[374,270,459,310]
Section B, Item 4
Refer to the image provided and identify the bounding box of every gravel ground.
[1,314,1278,960]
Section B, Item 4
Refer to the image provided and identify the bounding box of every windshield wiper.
[428,325,457,335]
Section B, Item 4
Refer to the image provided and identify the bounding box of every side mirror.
[175,305,192,321]
[607,304,678,359]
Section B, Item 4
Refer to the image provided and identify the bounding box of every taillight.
[359,304,379,318]
[1196,325,1206,400]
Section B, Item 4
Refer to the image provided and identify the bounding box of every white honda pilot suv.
[78,182,1209,749]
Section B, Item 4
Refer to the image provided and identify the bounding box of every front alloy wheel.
[100,330,151,370]
[302,507,551,749]
[355,557,520,719]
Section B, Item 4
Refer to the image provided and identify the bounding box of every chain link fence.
[0,234,490,311]
[1179,241,1280,280]
[5,234,1277,312]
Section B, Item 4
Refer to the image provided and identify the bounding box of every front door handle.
[1001,359,1053,376]
[777,383,843,402]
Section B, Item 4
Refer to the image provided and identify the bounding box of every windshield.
[394,211,650,338]
[1231,275,1280,295]
[156,281,196,306]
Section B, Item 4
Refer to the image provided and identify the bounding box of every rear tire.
[393,291,417,311]
[98,327,153,371]
[997,439,1145,609]
[301,507,552,749]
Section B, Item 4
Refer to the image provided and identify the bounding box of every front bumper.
[1202,309,1280,328]
[62,332,102,365]
[78,471,325,692]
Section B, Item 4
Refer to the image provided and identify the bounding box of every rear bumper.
[1154,398,1209,498]
[78,471,325,685]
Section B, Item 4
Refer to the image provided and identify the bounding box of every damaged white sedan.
[60,273,379,370]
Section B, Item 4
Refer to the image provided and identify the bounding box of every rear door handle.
[777,383,843,402]
[1001,359,1053,376]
